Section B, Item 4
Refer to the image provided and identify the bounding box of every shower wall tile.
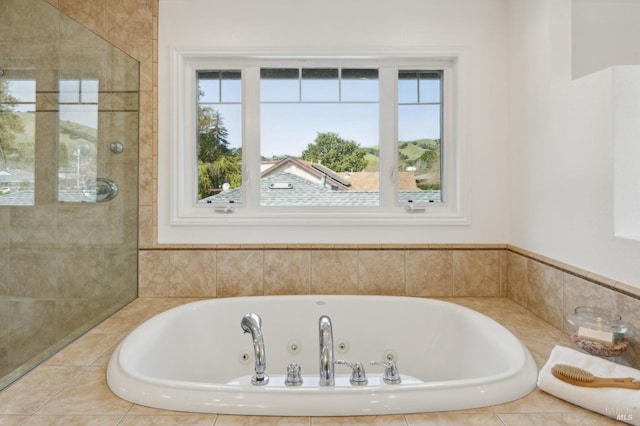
[138,158,153,208]
[99,92,139,112]
[58,0,106,38]
[168,250,216,297]
[57,251,109,299]
[56,299,109,340]
[264,250,310,295]
[8,299,57,366]
[0,298,7,347]
[406,250,453,297]
[138,206,153,248]
[217,250,264,297]
[452,250,501,296]
[9,252,58,299]
[139,111,153,154]
[106,46,140,92]
[0,208,8,251]
[1,0,60,44]
[56,215,105,249]
[310,250,358,294]
[129,43,153,92]
[0,252,7,295]
[357,251,405,295]
[105,0,153,56]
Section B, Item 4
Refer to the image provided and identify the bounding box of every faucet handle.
[285,362,303,386]
[370,360,402,384]
[335,360,368,385]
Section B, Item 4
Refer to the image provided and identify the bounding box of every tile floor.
[0,297,625,425]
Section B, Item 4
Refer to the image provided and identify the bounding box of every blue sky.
[200,70,442,158]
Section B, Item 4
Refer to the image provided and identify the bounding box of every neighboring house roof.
[201,171,440,206]
[343,171,419,191]
[261,157,422,192]
[261,157,350,191]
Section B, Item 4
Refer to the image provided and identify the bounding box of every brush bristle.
[551,364,595,382]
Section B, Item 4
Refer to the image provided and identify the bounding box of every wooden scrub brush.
[551,364,640,389]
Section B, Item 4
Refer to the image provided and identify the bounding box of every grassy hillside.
[364,139,440,164]
[4,112,97,173]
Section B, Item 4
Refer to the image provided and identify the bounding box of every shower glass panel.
[0,0,139,389]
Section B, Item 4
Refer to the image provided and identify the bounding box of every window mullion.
[378,67,397,207]
[243,67,261,209]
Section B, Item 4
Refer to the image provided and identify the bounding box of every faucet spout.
[319,315,334,386]
[241,313,269,385]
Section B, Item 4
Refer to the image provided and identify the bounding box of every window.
[58,74,100,202]
[195,65,444,208]
[258,67,379,207]
[398,71,443,203]
[196,70,242,201]
[161,48,467,243]
[0,69,36,206]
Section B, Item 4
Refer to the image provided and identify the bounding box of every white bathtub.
[107,295,537,416]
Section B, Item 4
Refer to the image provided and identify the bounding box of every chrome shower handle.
[84,178,118,202]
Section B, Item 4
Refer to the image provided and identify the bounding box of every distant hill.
[6,112,98,172]
[363,139,440,164]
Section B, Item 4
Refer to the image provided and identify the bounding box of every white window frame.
[159,47,470,244]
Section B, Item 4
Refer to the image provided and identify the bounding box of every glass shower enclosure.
[0,0,138,389]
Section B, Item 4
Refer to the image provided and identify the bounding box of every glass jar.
[564,307,630,358]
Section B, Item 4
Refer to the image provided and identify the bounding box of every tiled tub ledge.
[0,297,623,425]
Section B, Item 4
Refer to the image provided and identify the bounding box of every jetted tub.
[107,295,538,416]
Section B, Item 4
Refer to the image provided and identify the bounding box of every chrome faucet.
[240,313,269,385]
[319,315,334,386]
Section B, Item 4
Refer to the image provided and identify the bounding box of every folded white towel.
[538,345,639,425]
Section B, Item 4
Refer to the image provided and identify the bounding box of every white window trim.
[159,47,470,244]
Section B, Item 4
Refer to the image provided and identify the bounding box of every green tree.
[196,107,241,199]
[301,132,368,172]
[0,78,25,170]
[198,106,229,163]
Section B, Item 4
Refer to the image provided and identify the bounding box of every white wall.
[509,0,640,288]
[158,0,511,243]
[572,0,640,79]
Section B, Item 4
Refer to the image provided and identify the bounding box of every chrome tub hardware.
[285,363,303,386]
[240,313,269,385]
[371,360,402,384]
[335,360,368,386]
[318,315,334,386]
